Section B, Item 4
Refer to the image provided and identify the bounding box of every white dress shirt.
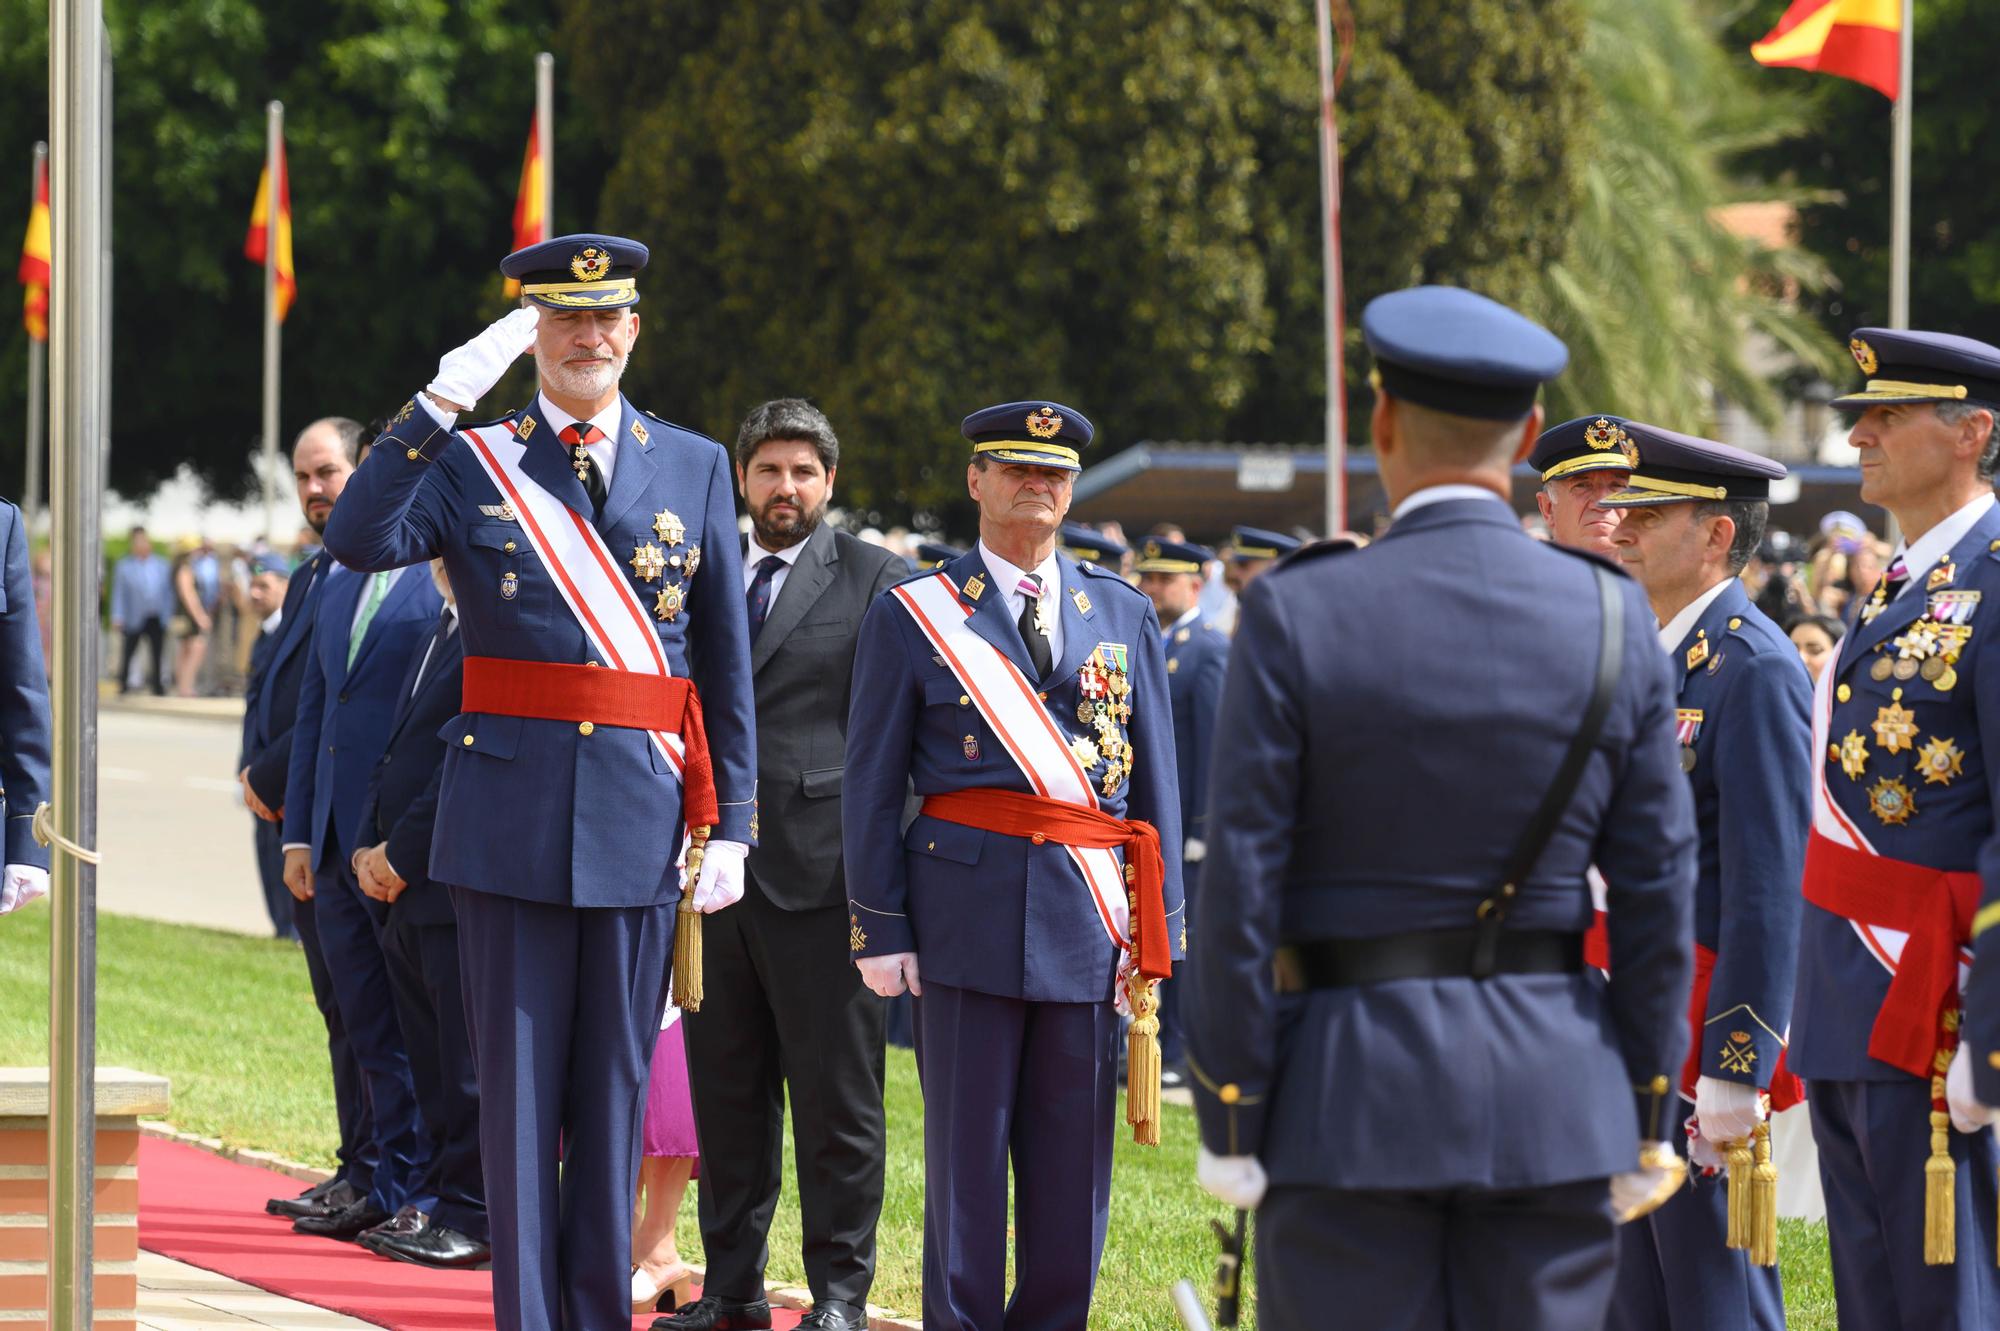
[411,604,459,698]
[1889,491,1997,598]
[743,530,809,605]
[261,607,283,635]
[978,540,1065,665]
[1391,483,1509,521]
[1656,577,1736,651]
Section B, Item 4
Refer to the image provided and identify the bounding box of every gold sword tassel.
[672,826,710,1012]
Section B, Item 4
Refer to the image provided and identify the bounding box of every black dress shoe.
[652,1296,774,1330]
[796,1303,867,1330]
[375,1222,491,1269]
[358,1205,429,1252]
[293,1196,391,1240]
[266,1176,359,1219]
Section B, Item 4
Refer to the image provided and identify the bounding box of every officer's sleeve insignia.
[391,398,416,427]
[849,913,867,952]
[1718,1030,1758,1076]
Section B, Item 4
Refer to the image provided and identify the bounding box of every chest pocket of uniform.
[466,524,545,630]
[924,676,975,712]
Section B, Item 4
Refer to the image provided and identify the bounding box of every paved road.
[98,706,281,937]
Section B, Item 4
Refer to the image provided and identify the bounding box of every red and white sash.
[891,571,1132,956]
[459,424,686,776]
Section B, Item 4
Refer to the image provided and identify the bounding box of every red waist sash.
[1802,829,1980,1078]
[461,656,717,827]
[921,788,1172,980]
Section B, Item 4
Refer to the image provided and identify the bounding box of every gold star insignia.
[1868,776,1915,826]
[652,509,686,546]
[1872,690,1919,756]
[1916,735,1965,786]
[1836,730,1870,780]
[630,542,667,583]
[654,583,686,622]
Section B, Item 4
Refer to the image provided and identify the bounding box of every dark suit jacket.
[241,552,326,810]
[746,523,908,911]
[359,609,465,927]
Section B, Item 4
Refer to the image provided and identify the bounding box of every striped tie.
[348,570,391,669]
[1016,573,1051,678]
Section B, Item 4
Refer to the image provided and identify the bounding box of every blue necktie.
[745,554,786,642]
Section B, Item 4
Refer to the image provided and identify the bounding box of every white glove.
[1610,1141,1686,1223]
[1947,1044,1999,1135]
[1184,838,1207,863]
[424,307,540,413]
[688,840,747,914]
[1196,1147,1268,1211]
[856,952,922,998]
[0,864,49,915]
[1694,1075,1765,1146]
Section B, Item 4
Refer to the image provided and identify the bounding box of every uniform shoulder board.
[1275,535,1361,569]
[1986,536,2000,562]
[639,408,725,446]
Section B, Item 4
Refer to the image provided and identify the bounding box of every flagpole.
[536,53,554,235]
[261,101,281,540]
[24,142,46,531]
[1888,0,1912,330]
[47,0,107,1324]
[1314,0,1346,538]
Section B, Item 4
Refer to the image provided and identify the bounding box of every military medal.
[685,545,701,578]
[1675,709,1702,773]
[652,508,686,547]
[653,583,685,622]
[572,444,593,482]
[1069,735,1101,769]
[1930,590,1981,625]
[1894,659,1920,681]
[1872,690,1918,755]
[630,542,667,583]
[1867,776,1915,826]
[500,571,519,601]
[1860,581,1890,625]
[1916,735,1965,786]
[1871,656,1895,681]
[1920,657,1946,682]
[1935,665,1959,692]
[1894,622,1941,660]
[1836,730,1869,780]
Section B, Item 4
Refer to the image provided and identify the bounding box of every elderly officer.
[1059,522,1128,570]
[0,491,50,920]
[1188,286,1697,1331]
[321,233,757,1331]
[1792,329,2000,1330]
[1531,414,1637,557]
[1133,534,1227,1087]
[844,401,1184,1330]
[1598,427,1811,1331]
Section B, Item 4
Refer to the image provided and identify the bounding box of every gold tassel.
[1725,1137,1754,1250]
[1925,1097,1956,1266]
[670,829,710,1013]
[1125,977,1161,1147]
[1750,1119,1778,1267]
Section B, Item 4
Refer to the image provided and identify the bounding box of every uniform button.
[1219,1083,1241,1105]
[462,735,475,747]
[1650,1075,1669,1094]
[1039,691,1048,700]
[337,692,348,703]
[1031,833,1047,845]
[326,745,335,753]
[586,660,599,668]
[1837,684,1851,703]
[1990,1051,2000,1071]
[1728,617,1742,630]
[504,540,518,553]
[1991,539,2000,552]
[406,448,420,461]
[959,695,970,707]
[927,841,936,850]
[578,721,595,736]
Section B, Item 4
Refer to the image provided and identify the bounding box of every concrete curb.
[138,1120,924,1329]
[98,683,244,722]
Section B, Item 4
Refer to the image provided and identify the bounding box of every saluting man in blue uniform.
[843,402,1184,1330]
[322,234,758,1331]
[1133,535,1227,1087]
[1793,328,2000,1330]
[1599,425,1811,1331]
[1187,286,1698,1331]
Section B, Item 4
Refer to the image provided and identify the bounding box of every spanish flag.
[1751,0,1903,100]
[245,136,297,322]
[504,120,548,298]
[18,153,49,342]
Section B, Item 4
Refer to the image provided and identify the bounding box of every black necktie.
[560,423,609,513]
[1016,573,1052,678]
[745,554,786,643]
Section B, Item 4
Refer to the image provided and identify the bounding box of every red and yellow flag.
[18,153,50,342]
[1751,0,1903,100]
[503,119,548,298]
[245,136,297,322]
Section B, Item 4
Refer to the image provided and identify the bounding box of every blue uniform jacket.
[1797,502,2000,1089]
[321,393,757,908]
[1185,498,1697,1190]
[842,548,1186,1004]
[281,566,443,870]
[1667,579,1811,1090]
[1163,610,1228,846]
[241,552,326,811]
[358,614,465,928]
[0,502,49,869]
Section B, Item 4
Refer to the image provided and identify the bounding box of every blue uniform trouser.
[452,888,675,1331]
[292,888,375,1195]
[1609,1096,1784,1329]
[1256,1178,1616,1331]
[312,857,427,1216]
[380,908,486,1243]
[913,982,1117,1331]
[1810,1076,2000,1331]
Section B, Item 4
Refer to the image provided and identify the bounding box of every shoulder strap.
[1472,562,1624,978]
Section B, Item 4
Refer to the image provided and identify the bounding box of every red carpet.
[138,1137,804,1329]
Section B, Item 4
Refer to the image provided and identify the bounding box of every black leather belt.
[1274,929,1584,991]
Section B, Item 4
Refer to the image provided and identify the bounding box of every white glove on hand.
[1610,1141,1685,1223]
[688,840,748,914]
[0,864,48,915]
[1694,1075,1765,1146]
[424,306,539,413]
[1947,1044,1999,1135]
[1196,1147,1268,1211]
[856,952,921,998]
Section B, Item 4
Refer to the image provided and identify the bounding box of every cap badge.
[571,246,612,283]
[1585,417,1639,468]
[1851,338,1878,375]
[1026,407,1064,440]
[1144,540,1162,559]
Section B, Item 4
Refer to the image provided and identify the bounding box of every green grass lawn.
[0,909,1840,1327]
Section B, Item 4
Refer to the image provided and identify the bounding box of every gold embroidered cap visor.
[1539,452,1634,483]
[971,440,1082,472]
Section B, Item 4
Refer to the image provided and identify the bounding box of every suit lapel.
[752,524,838,674]
[1051,555,1102,684]
[318,567,364,693]
[598,396,658,532]
[515,399,595,519]
[950,550,1037,680]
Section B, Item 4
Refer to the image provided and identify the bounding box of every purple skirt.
[642,1020,701,1160]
